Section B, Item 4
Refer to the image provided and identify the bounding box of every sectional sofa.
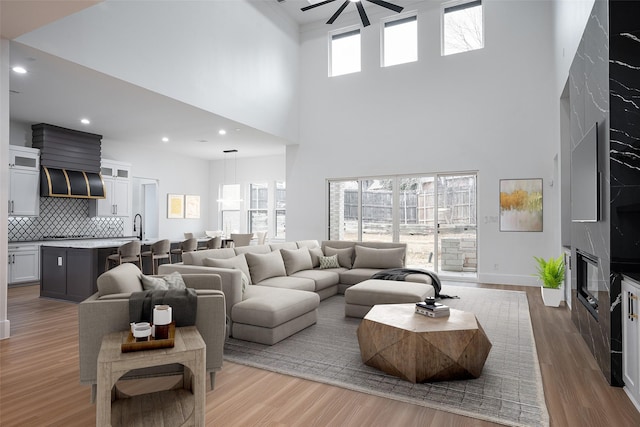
[158,240,436,345]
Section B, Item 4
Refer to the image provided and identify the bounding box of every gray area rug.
[224,286,549,427]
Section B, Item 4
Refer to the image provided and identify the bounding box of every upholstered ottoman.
[344,279,435,318]
[231,286,320,345]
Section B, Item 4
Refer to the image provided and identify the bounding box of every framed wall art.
[167,194,184,219]
[185,195,201,219]
[499,178,543,232]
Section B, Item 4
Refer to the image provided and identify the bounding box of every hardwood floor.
[1,283,640,426]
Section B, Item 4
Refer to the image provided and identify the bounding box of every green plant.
[533,255,566,289]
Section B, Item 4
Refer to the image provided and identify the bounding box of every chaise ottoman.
[344,279,435,318]
[231,286,320,345]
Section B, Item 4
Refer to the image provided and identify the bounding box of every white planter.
[541,286,563,307]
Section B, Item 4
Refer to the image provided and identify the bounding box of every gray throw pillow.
[309,247,324,268]
[352,245,405,269]
[141,271,186,291]
[319,254,340,269]
[281,247,313,275]
[324,246,353,268]
[245,251,287,283]
[203,254,252,285]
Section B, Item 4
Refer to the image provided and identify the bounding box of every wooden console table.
[96,326,206,426]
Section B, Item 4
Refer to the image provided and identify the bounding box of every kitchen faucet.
[133,213,143,240]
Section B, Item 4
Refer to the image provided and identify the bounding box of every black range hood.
[40,166,105,199]
[32,123,105,199]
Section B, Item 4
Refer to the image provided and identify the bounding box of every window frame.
[441,0,484,57]
[380,12,418,68]
[248,183,269,234]
[328,25,362,77]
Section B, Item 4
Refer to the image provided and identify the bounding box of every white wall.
[102,139,211,241]
[1,39,11,339]
[289,0,558,285]
[16,0,300,142]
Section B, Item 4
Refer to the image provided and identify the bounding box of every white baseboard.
[478,273,540,287]
[624,386,640,414]
[0,319,10,340]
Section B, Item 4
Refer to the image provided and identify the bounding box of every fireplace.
[576,250,599,320]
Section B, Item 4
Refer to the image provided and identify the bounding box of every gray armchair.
[78,263,226,402]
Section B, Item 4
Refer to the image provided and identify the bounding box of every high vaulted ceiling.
[3,0,412,160]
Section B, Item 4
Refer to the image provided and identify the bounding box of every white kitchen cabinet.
[8,244,40,284]
[622,276,640,411]
[8,146,39,217]
[90,160,131,217]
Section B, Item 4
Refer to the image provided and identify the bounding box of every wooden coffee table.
[96,326,206,426]
[357,304,491,383]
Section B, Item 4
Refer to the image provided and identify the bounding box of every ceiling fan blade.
[356,1,371,27]
[301,0,337,12]
[327,0,350,24]
[366,0,404,13]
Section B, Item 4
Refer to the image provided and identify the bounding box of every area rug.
[223,286,549,427]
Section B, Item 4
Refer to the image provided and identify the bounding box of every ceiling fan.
[301,0,404,27]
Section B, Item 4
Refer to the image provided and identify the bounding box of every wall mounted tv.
[571,122,600,222]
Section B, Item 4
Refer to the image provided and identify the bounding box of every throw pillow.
[309,247,324,268]
[324,246,353,268]
[245,251,287,283]
[141,271,187,291]
[352,245,405,269]
[281,247,313,275]
[239,271,250,294]
[319,254,340,269]
[203,254,252,285]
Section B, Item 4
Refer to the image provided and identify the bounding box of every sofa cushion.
[270,242,298,251]
[281,247,313,275]
[309,247,324,268]
[291,269,340,292]
[245,251,287,283]
[234,244,271,255]
[255,276,316,292]
[344,279,435,306]
[352,245,405,269]
[204,254,252,285]
[319,254,340,269]
[324,246,353,268]
[233,286,319,328]
[338,268,382,285]
[182,248,235,265]
[97,263,144,296]
[141,271,186,291]
[296,240,320,249]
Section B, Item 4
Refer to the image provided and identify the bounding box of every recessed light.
[80,118,90,125]
[218,129,227,135]
[162,137,169,143]
[12,66,27,74]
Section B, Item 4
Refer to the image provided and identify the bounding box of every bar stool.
[141,239,171,274]
[197,236,221,250]
[104,241,142,271]
[229,233,253,247]
[170,237,197,263]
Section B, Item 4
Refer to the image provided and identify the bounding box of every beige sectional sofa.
[158,240,435,345]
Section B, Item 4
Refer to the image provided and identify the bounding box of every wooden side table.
[96,326,206,426]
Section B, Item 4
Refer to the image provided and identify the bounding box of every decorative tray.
[121,323,176,353]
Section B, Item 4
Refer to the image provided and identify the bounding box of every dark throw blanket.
[129,288,198,326]
[371,268,448,298]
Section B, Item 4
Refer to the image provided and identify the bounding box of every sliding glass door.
[328,172,477,277]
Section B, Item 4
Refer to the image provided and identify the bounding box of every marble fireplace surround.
[564,0,640,387]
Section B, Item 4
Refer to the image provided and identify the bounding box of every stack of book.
[415,301,450,318]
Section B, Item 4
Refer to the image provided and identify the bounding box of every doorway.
[132,177,159,240]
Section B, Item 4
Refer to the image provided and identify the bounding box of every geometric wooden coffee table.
[357,304,491,383]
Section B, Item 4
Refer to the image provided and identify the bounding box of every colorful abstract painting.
[499,179,543,232]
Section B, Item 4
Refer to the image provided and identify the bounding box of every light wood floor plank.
[2,284,640,426]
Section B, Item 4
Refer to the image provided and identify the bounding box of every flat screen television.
[571,122,600,222]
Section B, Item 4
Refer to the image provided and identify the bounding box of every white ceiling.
[4,0,412,160]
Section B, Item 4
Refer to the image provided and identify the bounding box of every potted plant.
[534,255,566,307]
